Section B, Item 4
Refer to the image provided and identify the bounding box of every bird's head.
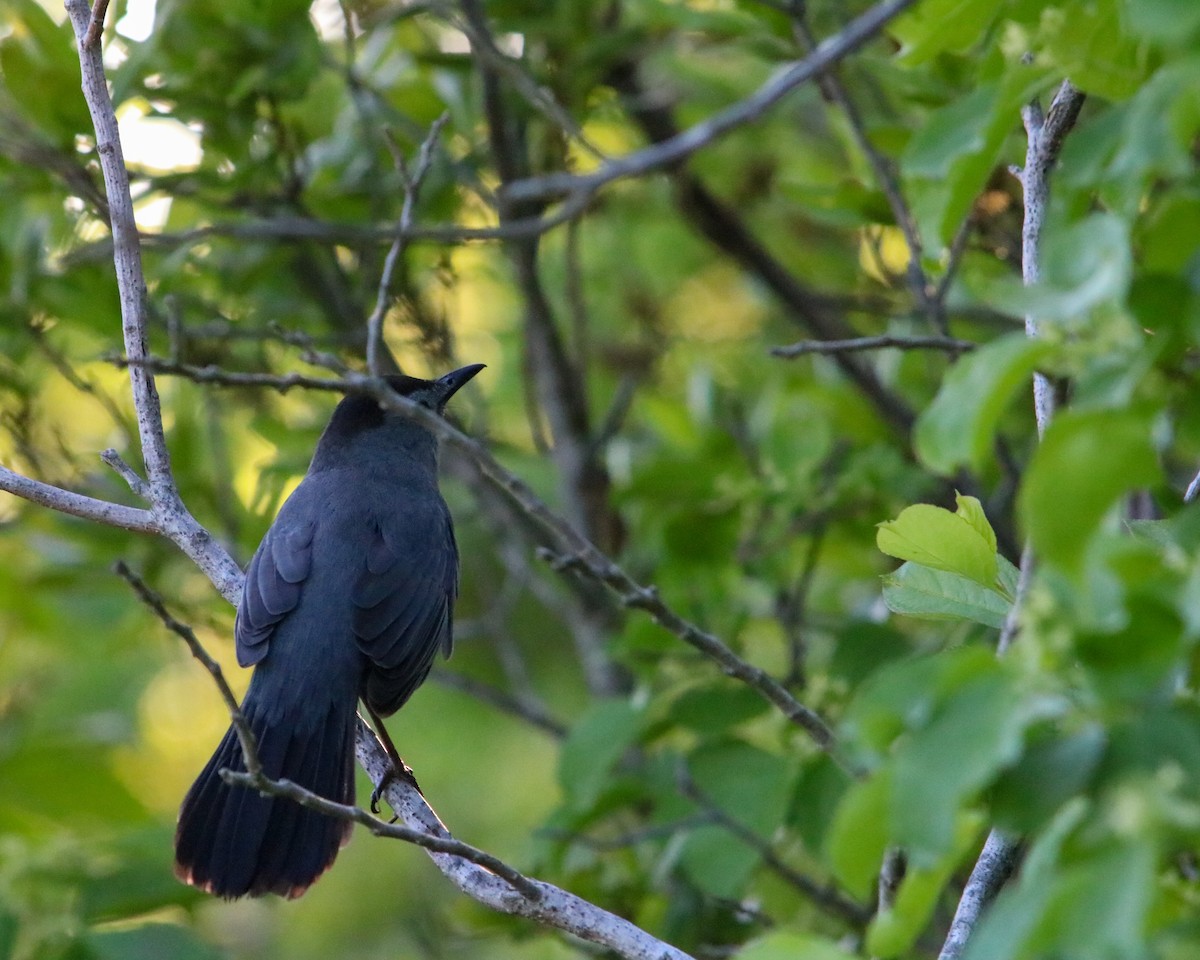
[384,363,486,414]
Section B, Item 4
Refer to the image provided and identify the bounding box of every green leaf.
[954,494,997,555]
[679,740,795,897]
[883,563,1011,628]
[1041,0,1149,100]
[1125,0,1200,42]
[827,771,892,898]
[991,726,1105,833]
[915,334,1051,474]
[1019,408,1160,571]
[0,910,15,960]
[668,683,770,733]
[877,503,997,587]
[1025,842,1156,959]
[789,755,854,854]
[738,931,858,960]
[903,85,997,178]
[996,554,1020,600]
[557,701,643,811]
[890,0,1005,64]
[891,669,1028,858]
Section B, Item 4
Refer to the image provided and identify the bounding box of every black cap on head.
[385,363,486,414]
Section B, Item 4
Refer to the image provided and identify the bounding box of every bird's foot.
[370,760,423,816]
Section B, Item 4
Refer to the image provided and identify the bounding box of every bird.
[174,364,484,899]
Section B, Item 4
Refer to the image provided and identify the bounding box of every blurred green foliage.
[1,0,1199,958]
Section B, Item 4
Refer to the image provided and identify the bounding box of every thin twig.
[503,0,917,206]
[790,11,943,333]
[440,3,607,161]
[463,0,629,696]
[771,335,974,358]
[100,448,150,498]
[1185,468,1200,504]
[1019,80,1084,438]
[937,831,1020,960]
[83,0,109,48]
[114,561,260,775]
[938,79,1085,960]
[0,463,157,533]
[936,213,976,305]
[221,768,542,898]
[366,114,449,376]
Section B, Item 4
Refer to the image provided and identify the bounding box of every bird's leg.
[363,703,423,820]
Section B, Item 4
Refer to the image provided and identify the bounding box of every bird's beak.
[433,363,486,411]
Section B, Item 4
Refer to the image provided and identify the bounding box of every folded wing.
[352,505,458,715]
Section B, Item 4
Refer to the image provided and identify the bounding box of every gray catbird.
[174,364,484,898]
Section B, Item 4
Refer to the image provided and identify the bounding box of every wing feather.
[352,506,457,715]
[235,517,315,666]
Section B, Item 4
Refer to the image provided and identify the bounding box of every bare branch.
[939,78,1085,960]
[1020,80,1085,438]
[366,114,449,376]
[221,764,542,899]
[114,561,261,775]
[83,0,109,49]
[356,724,696,959]
[539,548,845,766]
[790,11,944,334]
[101,448,149,498]
[117,561,549,904]
[64,201,594,269]
[771,335,974,358]
[938,831,1021,960]
[503,0,918,206]
[66,0,169,488]
[1186,467,1200,504]
[0,464,157,533]
[65,0,245,603]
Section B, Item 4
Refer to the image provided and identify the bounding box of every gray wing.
[352,504,458,716]
[234,514,316,667]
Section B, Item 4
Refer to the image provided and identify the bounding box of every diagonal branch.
[937,78,1085,960]
[502,0,917,206]
[790,10,945,333]
[0,464,156,533]
[366,114,449,376]
[772,335,974,357]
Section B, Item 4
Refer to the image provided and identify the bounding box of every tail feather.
[175,697,355,899]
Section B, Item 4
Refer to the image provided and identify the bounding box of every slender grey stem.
[938,78,1085,960]
[503,0,918,205]
[938,831,1021,960]
[772,335,973,358]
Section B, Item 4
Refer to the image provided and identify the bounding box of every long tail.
[174,694,356,899]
